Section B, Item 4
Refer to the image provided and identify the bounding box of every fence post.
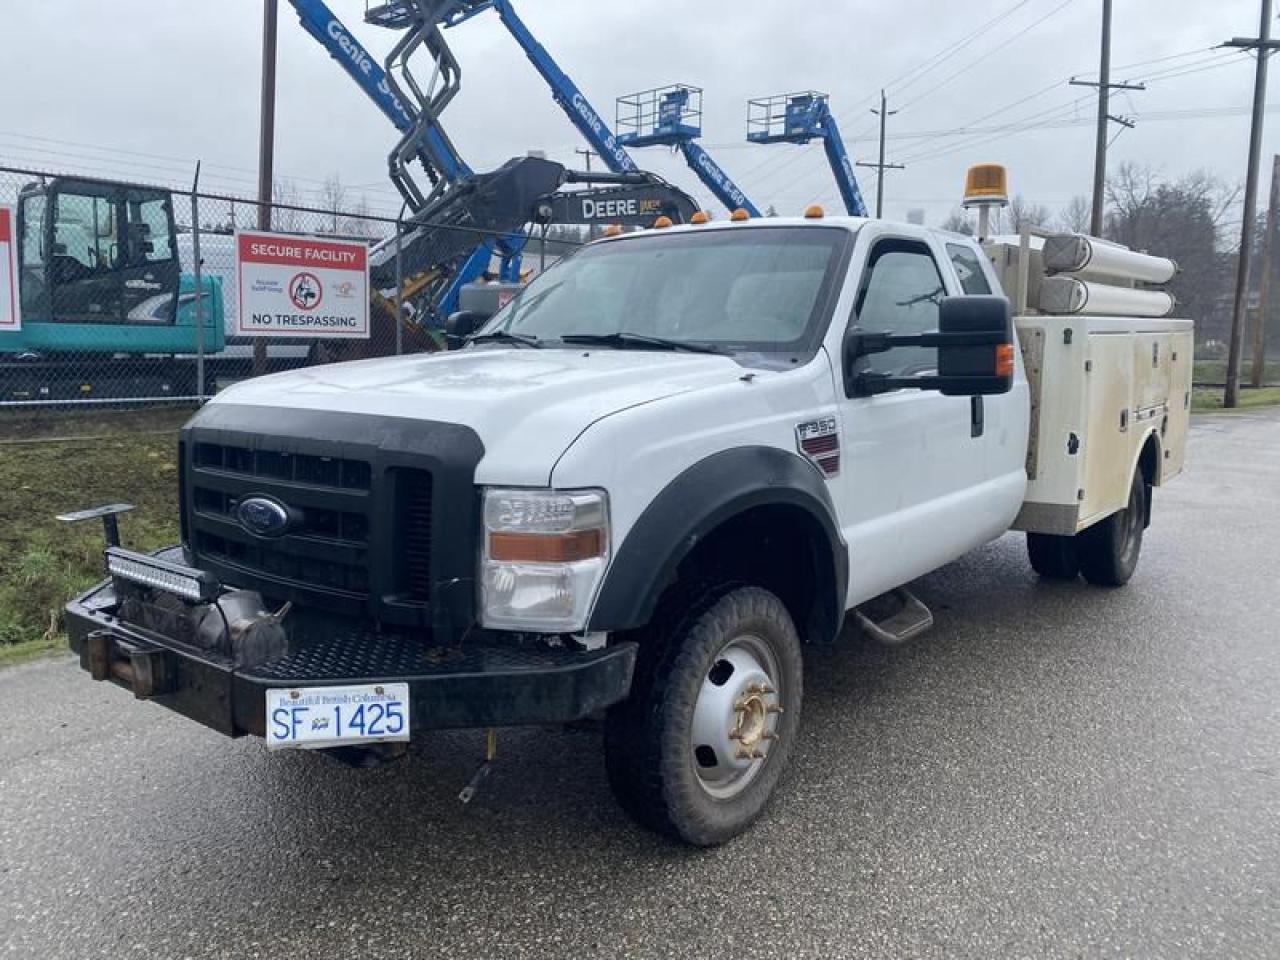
[190,163,206,403]
[394,205,405,356]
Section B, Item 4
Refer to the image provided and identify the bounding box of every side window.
[20,194,46,266]
[127,193,173,264]
[946,243,992,295]
[855,240,946,377]
[54,191,120,270]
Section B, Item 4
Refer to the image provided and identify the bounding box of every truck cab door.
[48,185,125,325]
[832,232,1013,607]
[16,190,52,323]
[120,189,179,325]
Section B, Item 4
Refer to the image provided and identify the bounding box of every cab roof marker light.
[804,204,825,219]
[652,215,674,229]
[690,210,711,224]
[730,208,751,222]
[603,224,623,237]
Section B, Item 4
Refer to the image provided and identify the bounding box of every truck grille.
[189,441,379,601]
[179,405,483,635]
[397,469,433,602]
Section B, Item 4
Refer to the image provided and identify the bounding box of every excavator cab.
[16,177,179,328]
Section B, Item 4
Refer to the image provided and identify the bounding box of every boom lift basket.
[616,84,704,148]
[746,91,829,144]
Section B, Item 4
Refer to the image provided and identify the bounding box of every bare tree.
[341,195,379,238]
[1006,194,1052,234]
[318,174,347,233]
[1104,163,1240,342]
[1056,195,1092,234]
[940,208,974,234]
[271,177,302,233]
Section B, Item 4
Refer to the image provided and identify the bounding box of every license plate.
[265,683,410,750]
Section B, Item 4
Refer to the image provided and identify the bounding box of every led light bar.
[105,547,221,603]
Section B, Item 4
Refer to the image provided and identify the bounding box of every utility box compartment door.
[1080,333,1135,526]
[1162,332,1194,480]
[1014,317,1193,537]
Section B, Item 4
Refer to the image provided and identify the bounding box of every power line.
[895,0,1081,114]
[881,52,1246,169]
[731,0,1059,189]
[896,93,1095,165]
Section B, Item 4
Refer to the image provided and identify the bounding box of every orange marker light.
[690,210,711,224]
[730,208,751,222]
[489,529,604,563]
[652,215,674,229]
[804,204,825,219]
[602,224,623,237]
[995,343,1015,378]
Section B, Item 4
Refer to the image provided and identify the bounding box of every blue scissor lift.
[746,91,868,218]
[616,84,761,218]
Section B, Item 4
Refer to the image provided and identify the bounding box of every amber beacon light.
[961,163,1009,240]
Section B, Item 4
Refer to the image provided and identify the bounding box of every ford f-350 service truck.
[63,206,1191,846]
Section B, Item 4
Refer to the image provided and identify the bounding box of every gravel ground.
[2,409,1278,959]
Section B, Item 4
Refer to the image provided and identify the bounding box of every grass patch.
[0,407,190,661]
[0,634,67,667]
[1192,386,1280,413]
[1193,358,1280,386]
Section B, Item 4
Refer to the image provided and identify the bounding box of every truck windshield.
[480,226,853,361]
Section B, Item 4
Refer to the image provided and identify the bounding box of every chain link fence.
[0,162,584,411]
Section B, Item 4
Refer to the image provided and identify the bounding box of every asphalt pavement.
[2,408,1279,959]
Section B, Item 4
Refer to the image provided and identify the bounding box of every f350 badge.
[795,416,840,477]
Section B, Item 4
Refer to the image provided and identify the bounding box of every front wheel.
[604,585,803,846]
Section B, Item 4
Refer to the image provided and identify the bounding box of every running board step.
[853,588,934,646]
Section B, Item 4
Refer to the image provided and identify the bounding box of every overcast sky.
[3,0,1277,229]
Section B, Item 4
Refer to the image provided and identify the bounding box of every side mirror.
[444,310,487,347]
[936,295,1015,396]
[846,294,1014,397]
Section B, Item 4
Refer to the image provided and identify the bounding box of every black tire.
[604,585,803,847]
[1027,531,1080,580]
[1078,470,1147,587]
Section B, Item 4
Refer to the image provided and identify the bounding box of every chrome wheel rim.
[690,633,784,800]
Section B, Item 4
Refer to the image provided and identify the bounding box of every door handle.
[970,396,984,438]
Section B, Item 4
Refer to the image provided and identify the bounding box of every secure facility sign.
[235,230,369,338]
[0,207,19,332]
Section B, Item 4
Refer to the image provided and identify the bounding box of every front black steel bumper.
[65,579,637,738]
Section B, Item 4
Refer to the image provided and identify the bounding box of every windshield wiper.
[560,332,725,355]
[467,330,543,349]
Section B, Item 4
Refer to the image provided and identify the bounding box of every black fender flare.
[587,446,848,641]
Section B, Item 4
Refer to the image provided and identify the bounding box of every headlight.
[480,488,609,631]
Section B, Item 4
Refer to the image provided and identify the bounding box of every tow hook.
[86,629,171,699]
[458,728,498,804]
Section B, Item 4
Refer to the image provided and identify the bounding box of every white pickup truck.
[64,210,1191,846]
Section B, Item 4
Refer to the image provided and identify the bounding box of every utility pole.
[1069,0,1145,236]
[254,0,279,376]
[574,147,594,173]
[1253,154,1280,388]
[856,90,904,218]
[1223,0,1279,408]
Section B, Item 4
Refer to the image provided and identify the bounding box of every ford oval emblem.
[235,495,293,538]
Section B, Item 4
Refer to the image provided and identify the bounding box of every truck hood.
[213,347,744,484]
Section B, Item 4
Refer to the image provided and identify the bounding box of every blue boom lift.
[746,91,868,217]
[292,0,695,323]
[616,84,760,217]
